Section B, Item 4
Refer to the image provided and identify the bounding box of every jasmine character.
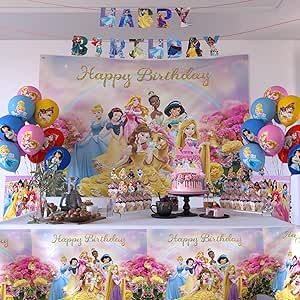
[119,9,134,27]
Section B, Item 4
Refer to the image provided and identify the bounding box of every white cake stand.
[168,190,208,217]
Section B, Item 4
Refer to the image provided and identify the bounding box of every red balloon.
[278,125,300,163]
[42,128,65,152]
[28,151,46,163]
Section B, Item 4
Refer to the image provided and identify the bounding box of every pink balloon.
[17,125,45,155]
[258,124,285,156]
[17,85,42,103]
[264,86,288,102]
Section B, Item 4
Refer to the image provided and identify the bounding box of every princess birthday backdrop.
[39,55,249,196]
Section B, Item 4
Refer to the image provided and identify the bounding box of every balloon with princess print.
[257,124,284,156]
[264,86,288,102]
[34,99,59,128]
[42,128,64,152]
[17,85,42,103]
[0,141,20,172]
[8,95,35,121]
[278,125,300,163]
[17,125,45,155]
[45,146,71,171]
[0,115,25,143]
[288,145,300,175]
[239,143,265,172]
[277,95,300,127]
[250,97,276,124]
[241,119,264,144]
[28,151,46,164]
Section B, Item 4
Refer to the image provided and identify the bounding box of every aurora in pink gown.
[123,107,143,141]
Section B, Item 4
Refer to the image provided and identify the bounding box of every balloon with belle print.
[17,85,42,103]
[250,97,276,124]
[277,95,300,127]
[34,99,59,128]
[239,143,265,172]
[257,124,284,156]
[0,141,20,172]
[8,95,35,121]
[17,125,45,155]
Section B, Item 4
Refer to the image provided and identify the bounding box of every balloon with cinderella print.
[277,95,300,127]
[17,125,45,155]
[241,119,265,143]
[34,99,59,128]
[250,97,276,124]
[0,115,25,143]
[264,85,288,102]
[239,143,265,172]
[0,140,20,172]
[288,144,300,175]
[257,124,285,156]
[44,146,71,171]
[278,125,300,163]
[17,85,42,103]
[8,95,35,121]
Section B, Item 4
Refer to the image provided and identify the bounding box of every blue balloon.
[8,95,35,121]
[0,141,20,172]
[45,146,71,171]
[250,97,276,123]
[27,115,37,125]
[0,115,25,143]
[288,145,300,175]
[239,143,265,172]
[241,119,265,143]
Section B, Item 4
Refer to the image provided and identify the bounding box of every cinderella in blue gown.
[165,263,187,300]
[68,120,107,180]
[48,265,69,300]
[149,40,164,59]
[101,8,116,27]
[272,262,289,292]
[3,190,13,215]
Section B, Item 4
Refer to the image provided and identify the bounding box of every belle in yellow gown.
[138,9,153,28]
[79,123,170,197]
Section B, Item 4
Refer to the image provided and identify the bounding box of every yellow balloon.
[34,99,59,128]
[277,95,300,127]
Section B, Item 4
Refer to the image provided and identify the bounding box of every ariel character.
[38,107,54,125]
[119,9,134,27]
[91,37,103,56]
[123,95,149,142]
[101,8,116,27]
[253,103,267,120]
[64,258,80,296]
[0,145,18,170]
[11,100,27,118]
[105,264,126,300]
[0,125,17,142]
[48,256,69,300]
[203,36,220,56]
[68,104,107,180]
[78,250,90,277]
[165,256,187,300]
[164,100,187,137]
[242,147,262,171]
[42,133,58,151]
[148,91,163,124]
[186,37,202,57]
[176,119,200,149]
[138,9,153,28]
[223,265,243,300]
[94,108,126,172]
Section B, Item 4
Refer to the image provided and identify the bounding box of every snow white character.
[48,256,69,300]
[176,119,200,150]
[165,256,187,300]
[253,103,267,120]
[138,8,153,28]
[68,104,107,180]
[123,96,149,142]
[288,149,300,172]
[119,9,134,27]
[11,100,27,118]
[164,100,187,138]
[223,265,243,300]
[101,8,116,27]
[186,37,202,57]
[64,258,80,296]
[0,125,17,142]
[38,107,54,125]
[104,264,126,300]
[242,147,262,171]
[0,145,18,170]
[180,258,196,295]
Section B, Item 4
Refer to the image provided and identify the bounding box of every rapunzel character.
[0,145,18,170]
[101,8,116,27]
[149,39,164,59]
[253,103,267,120]
[64,258,80,296]
[275,272,300,300]
[11,100,27,118]
[176,119,200,149]
[105,265,126,300]
[138,9,153,28]
[94,108,126,172]
[157,9,171,28]
[148,92,164,124]
[194,251,208,278]
[79,123,170,197]
[242,147,262,171]
[78,250,90,277]
[123,96,148,142]
[186,37,202,57]
[179,268,219,300]
[180,258,196,296]
[223,265,243,300]
[0,125,17,142]
[38,107,54,125]
[217,254,230,273]
[164,100,187,138]
[49,256,69,300]
[68,104,107,180]
[165,256,187,300]
[21,131,39,151]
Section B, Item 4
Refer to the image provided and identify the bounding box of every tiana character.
[11,100,27,118]
[104,264,126,300]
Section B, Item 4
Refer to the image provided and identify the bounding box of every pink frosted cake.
[171,143,206,193]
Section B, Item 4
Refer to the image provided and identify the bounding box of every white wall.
[0,39,297,203]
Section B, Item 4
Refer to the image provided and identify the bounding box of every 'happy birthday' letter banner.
[39,55,249,196]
